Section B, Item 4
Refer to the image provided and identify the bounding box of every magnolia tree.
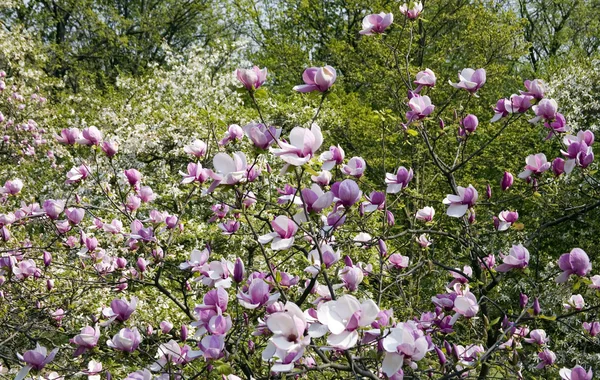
[1,2,600,380]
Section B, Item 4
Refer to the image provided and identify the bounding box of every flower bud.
[234,258,245,283]
[486,184,492,200]
[180,325,188,341]
[160,321,173,334]
[519,293,528,309]
[461,114,478,133]
[533,297,541,316]
[43,251,52,267]
[501,171,514,191]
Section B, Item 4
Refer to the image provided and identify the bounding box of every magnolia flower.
[450,68,486,93]
[184,139,207,157]
[102,297,138,324]
[590,275,600,289]
[453,288,479,318]
[258,215,298,250]
[381,322,430,376]
[536,349,556,369]
[199,259,234,288]
[77,126,102,146]
[561,131,595,173]
[518,153,551,179]
[1,179,23,195]
[556,248,591,283]
[387,254,410,270]
[399,1,423,19]
[414,69,436,91]
[15,344,58,380]
[340,258,364,291]
[496,210,518,231]
[442,185,478,218]
[501,171,514,191]
[529,98,558,123]
[320,145,345,170]
[524,329,548,345]
[363,191,385,212]
[521,79,546,99]
[583,321,600,337]
[332,179,362,208]
[43,199,65,220]
[82,359,102,380]
[416,206,435,222]
[417,233,431,248]
[70,326,100,356]
[55,128,80,144]
[101,140,118,157]
[263,302,310,372]
[107,328,142,352]
[504,94,533,113]
[236,66,267,91]
[495,244,529,272]
[490,99,508,122]
[313,295,379,349]
[305,244,340,276]
[560,365,593,380]
[544,113,569,139]
[271,124,323,166]
[211,152,249,187]
[359,12,393,35]
[342,156,366,178]
[386,166,413,193]
[564,294,585,311]
[219,124,244,146]
[293,66,336,93]
[237,278,280,309]
[406,94,434,122]
[295,184,334,221]
[244,122,281,149]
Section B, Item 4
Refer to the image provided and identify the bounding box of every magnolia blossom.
[55,128,80,144]
[496,210,518,231]
[1,179,23,195]
[381,322,430,376]
[180,163,214,184]
[293,66,336,93]
[43,199,65,220]
[504,94,533,113]
[332,179,362,207]
[399,1,423,19]
[107,328,142,352]
[305,244,340,276]
[417,233,431,248]
[490,99,508,122]
[501,171,513,191]
[583,321,600,337]
[359,12,393,35]
[524,329,548,345]
[237,278,280,309]
[77,126,102,145]
[340,259,364,291]
[460,114,478,134]
[495,244,529,272]
[561,131,595,173]
[536,349,556,369]
[556,248,591,283]
[263,302,310,372]
[442,185,478,218]
[342,156,366,178]
[518,153,551,179]
[521,79,546,99]
[385,166,413,194]
[15,344,58,380]
[236,66,267,91]
[415,206,435,222]
[102,296,138,323]
[453,287,479,319]
[150,340,197,371]
[219,124,244,146]
[560,365,593,380]
[271,124,323,166]
[564,294,585,310]
[312,295,379,349]
[244,122,281,149]
[179,248,210,271]
[406,95,434,122]
[65,165,90,184]
[529,98,558,123]
[387,254,410,270]
[71,326,100,356]
[258,215,298,250]
[320,145,345,170]
[198,259,234,288]
[211,152,249,187]
[450,68,486,93]
[184,139,207,157]
[414,69,436,91]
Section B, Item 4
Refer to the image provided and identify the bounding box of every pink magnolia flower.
[296,184,334,219]
[590,275,600,289]
[414,68,436,91]
[387,254,410,270]
[417,233,431,248]
[198,259,234,288]
[381,321,430,376]
[55,128,80,144]
[237,278,280,309]
[65,165,91,184]
[450,68,486,93]
[43,199,65,220]
[339,259,364,291]
[180,163,214,184]
[263,302,310,372]
[77,126,102,145]
[496,210,518,231]
[504,94,533,113]
[244,122,281,149]
[501,171,513,191]
[107,328,142,352]
[529,98,558,124]
[101,140,118,157]
[518,153,551,179]
[406,94,434,122]
[236,66,267,91]
[415,206,435,222]
[65,208,85,225]
[1,179,23,195]
[15,343,58,380]
[442,185,478,218]
[564,294,585,311]
[560,365,593,380]
[218,219,240,235]
[544,113,569,139]
[385,166,413,193]
[102,296,138,323]
[495,244,530,272]
[293,66,336,93]
[583,321,600,337]
[556,248,591,283]
[490,99,509,122]
[460,114,478,134]
[258,215,298,250]
[320,145,345,170]
[218,124,243,146]
[103,219,123,234]
[305,244,340,276]
[561,131,595,173]
[536,348,556,369]
[521,79,546,99]
[211,152,249,187]
[342,156,366,178]
[524,329,548,345]
[359,13,393,35]
[313,295,379,349]
[70,326,100,356]
[184,139,207,157]
[271,124,323,166]
[453,288,479,318]
[399,1,423,19]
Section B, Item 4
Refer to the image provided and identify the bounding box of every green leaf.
[406,129,418,137]
[538,314,557,321]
